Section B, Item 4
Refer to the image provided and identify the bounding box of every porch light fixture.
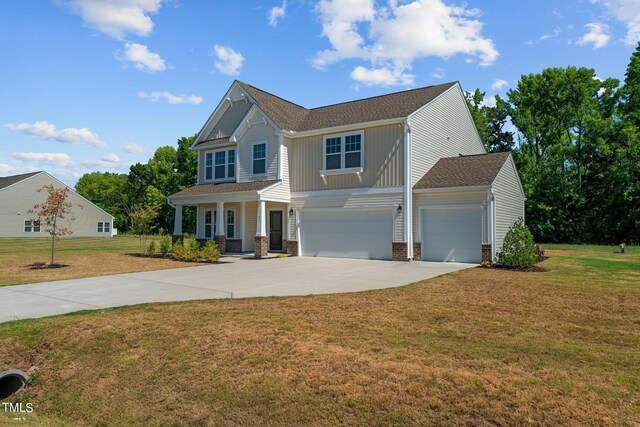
[289,208,294,216]
[397,204,402,213]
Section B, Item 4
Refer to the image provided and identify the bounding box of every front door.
[269,210,283,251]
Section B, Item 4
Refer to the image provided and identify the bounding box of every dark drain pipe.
[0,370,29,399]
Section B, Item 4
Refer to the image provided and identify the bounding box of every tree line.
[76,44,640,244]
[467,43,640,244]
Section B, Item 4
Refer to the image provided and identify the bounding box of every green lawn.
[0,245,638,426]
[0,236,202,286]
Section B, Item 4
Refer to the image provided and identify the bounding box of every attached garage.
[300,209,392,260]
[421,207,482,263]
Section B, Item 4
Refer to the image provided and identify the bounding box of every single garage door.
[300,209,392,260]
[421,207,482,263]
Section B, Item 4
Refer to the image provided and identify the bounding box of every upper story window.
[252,142,267,176]
[324,132,363,171]
[205,148,235,182]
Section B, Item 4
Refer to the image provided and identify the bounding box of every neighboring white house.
[0,171,114,238]
[168,81,525,263]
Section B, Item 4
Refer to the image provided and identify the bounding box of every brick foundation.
[226,239,242,253]
[172,235,182,244]
[392,242,408,261]
[284,240,299,256]
[254,236,268,258]
[482,243,492,262]
[214,235,226,255]
[413,243,421,260]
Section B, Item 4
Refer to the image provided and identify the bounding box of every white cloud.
[491,79,508,90]
[483,95,497,108]
[351,65,415,86]
[577,22,611,48]
[3,121,107,148]
[313,0,498,87]
[117,42,166,72]
[0,164,15,175]
[81,152,127,169]
[123,142,146,154]
[137,91,203,105]
[213,45,245,76]
[58,0,164,40]
[268,1,287,26]
[13,152,74,168]
[526,27,562,45]
[597,0,640,45]
[432,67,446,79]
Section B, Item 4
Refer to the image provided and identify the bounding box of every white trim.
[250,140,268,177]
[299,206,392,212]
[413,185,491,194]
[292,186,403,198]
[277,134,284,180]
[283,118,403,139]
[420,204,484,211]
[231,104,281,142]
[192,140,237,151]
[191,83,236,148]
[203,147,236,183]
[322,130,364,172]
[403,122,412,260]
[259,196,291,203]
[241,201,246,251]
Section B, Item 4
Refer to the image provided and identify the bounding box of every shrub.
[147,241,156,256]
[172,239,195,262]
[479,260,493,268]
[199,240,220,263]
[497,218,537,268]
[159,234,172,256]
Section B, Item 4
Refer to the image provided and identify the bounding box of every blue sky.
[1,0,639,185]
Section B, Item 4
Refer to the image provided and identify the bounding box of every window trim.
[225,208,236,239]
[251,141,268,177]
[24,219,40,233]
[204,210,213,239]
[97,221,110,233]
[204,148,236,183]
[321,131,364,173]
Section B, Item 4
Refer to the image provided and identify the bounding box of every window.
[226,209,235,238]
[252,143,266,175]
[97,222,110,233]
[104,222,111,233]
[204,210,213,238]
[324,132,363,171]
[24,220,40,233]
[205,149,235,182]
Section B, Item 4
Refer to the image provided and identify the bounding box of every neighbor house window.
[324,132,363,170]
[205,149,235,182]
[204,210,213,238]
[24,220,40,233]
[104,222,110,233]
[97,222,110,233]
[252,143,267,175]
[226,209,235,238]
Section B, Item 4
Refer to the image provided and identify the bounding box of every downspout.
[489,187,496,261]
[403,120,413,260]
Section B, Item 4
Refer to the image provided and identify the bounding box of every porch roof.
[169,180,280,199]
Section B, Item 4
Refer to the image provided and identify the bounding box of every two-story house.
[167,81,524,263]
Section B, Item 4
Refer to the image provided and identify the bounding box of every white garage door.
[421,208,482,263]
[300,209,392,260]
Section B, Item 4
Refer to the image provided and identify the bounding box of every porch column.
[255,200,267,258]
[172,204,183,243]
[215,201,226,254]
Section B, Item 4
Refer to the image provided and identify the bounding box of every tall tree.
[75,172,128,230]
[466,90,514,153]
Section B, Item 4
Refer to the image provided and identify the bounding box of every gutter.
[281,117,404,139]
[403,119,413,260]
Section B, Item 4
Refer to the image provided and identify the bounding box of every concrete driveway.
[0,256,474,323]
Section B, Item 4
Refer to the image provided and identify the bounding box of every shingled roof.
[0,171,41,191]
[169,180,279,198]
[413,152,511,190]
[236,81,457,132]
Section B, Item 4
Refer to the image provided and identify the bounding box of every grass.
[0,236,204,286]
[0,245,639,426]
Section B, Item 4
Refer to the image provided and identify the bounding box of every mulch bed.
[27,262,69,270]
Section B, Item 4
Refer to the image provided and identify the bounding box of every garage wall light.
[397,204,402,213]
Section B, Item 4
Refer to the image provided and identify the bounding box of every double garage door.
[421,207,482,263]
[300,209,392,260]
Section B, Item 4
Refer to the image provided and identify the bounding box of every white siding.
[292,191,403,242]
[0,173,113,238]
[261,138,291,200]
[238,123,279,182]
[243,201,257,251]
[410,85,485,186]
[413,190,488,242]
[492,157,525,253]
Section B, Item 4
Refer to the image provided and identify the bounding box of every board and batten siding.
[0,173,113,238]
[291,191,404,242]
[238,123,279,182]
[410,85,485,186]
[289,124,404,192]
[205,101,252,141]
[413,190,488,242]
[492,158,525,253]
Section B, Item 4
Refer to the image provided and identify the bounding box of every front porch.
[172,198,296,259]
